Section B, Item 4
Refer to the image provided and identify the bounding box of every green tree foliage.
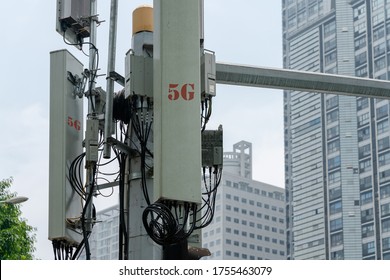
[0,178,36,260]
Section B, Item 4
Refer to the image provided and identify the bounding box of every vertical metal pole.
[84,0,98,260]
[89,0,97,108]
[103,0,119,159]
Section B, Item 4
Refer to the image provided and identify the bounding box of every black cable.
[81,166,96,260]
[68,153,86,200]
[118,152,129,260]
[201,97,213,132]
[142,201,198,246]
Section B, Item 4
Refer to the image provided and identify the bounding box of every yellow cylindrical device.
[132,5,153,35]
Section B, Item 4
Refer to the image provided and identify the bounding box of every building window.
[360,176,372,191]
[361,208,374,223]
[383,237,390,251]
[379,152,390,167]
[377,104,389,120]
[327,109,339,123]
[325,51,337,65]
[354,4,366,19]
[324,21,336,37]
[362,241,375,256]
[329,171,341,185]
[379,169,390,184]
[330,201,342,215]
[374,56,386,72]
[380,185,390,199]
[374,42,386,58]
[378,137,390,151]
[331,232,343,247]
[382,202,390,217]
[361,190,373,205]
[328,139,340,154]
[373,26,385,41]
[358,112,370,127]
[328,155,341,170]
[327,125,340,140]
[355,52,367,67]
[324,38,337,53]
[359,158,372,173]
[358,126,370,142]
[355,36,366,51]
[330,218,343,232]
[377,119,389,134]
[329,186,342,201]
[331,250,344,260]
[383,218,390,233]
[356,66,368,77]
[362,223,375,238]
[359,143,371,159]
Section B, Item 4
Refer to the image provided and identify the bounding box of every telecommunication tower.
[49,0,390,260]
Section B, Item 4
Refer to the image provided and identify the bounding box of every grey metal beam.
[216,62,390,99]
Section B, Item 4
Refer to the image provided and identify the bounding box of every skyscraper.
[202,141,286,260]
[283,0,390,260]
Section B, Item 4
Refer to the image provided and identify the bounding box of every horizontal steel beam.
[216,62,390,99]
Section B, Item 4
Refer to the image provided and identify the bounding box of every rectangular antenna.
[48,50,84,245]
[56,0,91,46]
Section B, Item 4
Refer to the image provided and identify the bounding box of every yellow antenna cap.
[132,5,153,35]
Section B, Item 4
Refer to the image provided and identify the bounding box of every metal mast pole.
[84,0,98,260]
[103,0,119,159]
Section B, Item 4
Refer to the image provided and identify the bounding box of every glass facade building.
[283,0,390,260]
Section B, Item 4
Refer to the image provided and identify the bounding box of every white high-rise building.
[202,141,286,260]
[283,0,390,260]
[87,206,120,260]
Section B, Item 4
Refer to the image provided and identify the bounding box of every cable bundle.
[195,166,222,229]
[52,240,74,260]
[201,97,212,132]
[142,201,197,246]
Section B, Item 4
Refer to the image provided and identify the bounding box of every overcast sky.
[0,0,283,259]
